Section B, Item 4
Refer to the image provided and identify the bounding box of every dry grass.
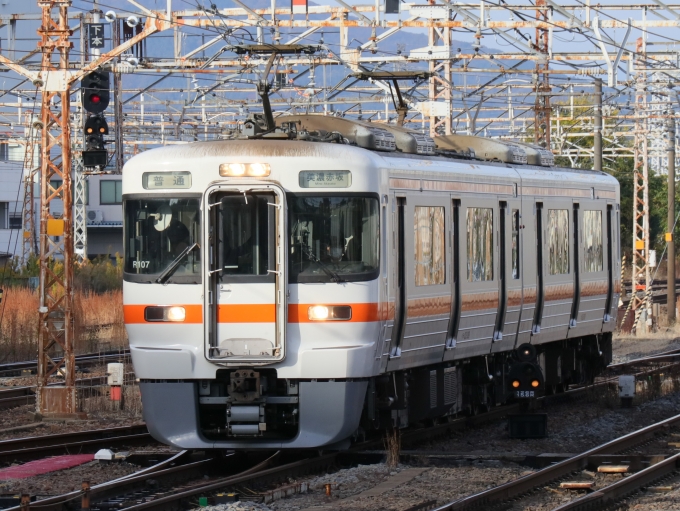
[614,322,680,341]
[384,428,401,468]
[0,287,126,363]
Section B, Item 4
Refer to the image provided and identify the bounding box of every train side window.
[512,209,520,279]
[583,210,603,272]
[414,206,445,286]
[548,209,570,275]
[467,207,493,282]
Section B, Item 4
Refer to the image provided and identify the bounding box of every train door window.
[414,206,445,286]
[467,207,493,282]
[221,194,272,277]
[547,209,569,275]
[511,209,520,279]
[583,210,603,272]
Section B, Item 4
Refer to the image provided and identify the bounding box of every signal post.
[0,0,166,418]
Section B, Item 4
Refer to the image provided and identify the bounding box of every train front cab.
[128,169,381,449]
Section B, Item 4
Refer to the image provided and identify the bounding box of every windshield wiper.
[156,243,199,284]
[299,243,346,283]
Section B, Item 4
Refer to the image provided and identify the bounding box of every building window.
[414,206,445,286]
[512,209,520,279]
[467,207,493,282]
[100,180,122,205]
[0,144,7,161]
[583,210,603,272]
[9,214,21,230]
[548,209,570,275]
[0,202,7,229]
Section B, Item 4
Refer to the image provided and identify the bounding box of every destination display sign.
[299,170,352,188]
[142,172,192,190]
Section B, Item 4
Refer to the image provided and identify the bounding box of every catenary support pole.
[594,78,603,172]
[668,112,676,324]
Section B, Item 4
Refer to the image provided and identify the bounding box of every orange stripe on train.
[124,303,380,323]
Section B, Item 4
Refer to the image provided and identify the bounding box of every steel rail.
[0,450,207,511]
[0,424,152,464]
[0,350,130,376]
[0,373,136,410]
[551,452,680,511]
[431,413,680,511]
[117,452,337,511]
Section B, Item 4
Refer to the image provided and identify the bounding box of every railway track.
[0,424,153,465]
[0,350,130,378]
[0,373,135,411]
[2,450,338,511]
[430,413,680,511]
[0,350,678,510]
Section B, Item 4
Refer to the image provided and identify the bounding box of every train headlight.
[145,306,186,322]
[219,163,271,177]
[308,305,352,321]
[531,380,540,388]
[512,380,520,388]
[308,305,329,320]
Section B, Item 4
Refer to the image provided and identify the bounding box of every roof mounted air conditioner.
[434,134,527,165]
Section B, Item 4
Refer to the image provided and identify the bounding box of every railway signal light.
[83,115,109,168]
[81,71,110,114]
[81,71,110,168]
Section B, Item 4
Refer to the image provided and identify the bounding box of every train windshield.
[123,198,201,284]
[288,195,379,283]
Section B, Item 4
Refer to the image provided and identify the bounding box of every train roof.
[125,137,617,191]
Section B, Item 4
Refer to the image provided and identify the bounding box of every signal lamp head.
[531,380,540,388]
[90,94,102,104]
[512,380,520,388]
[86,127,94,133]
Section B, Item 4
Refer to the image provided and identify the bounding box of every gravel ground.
[425,383,680,456]
[0,405,143,441]
[268,463,531,511]
[626,484,680,510]
[612,334,680,363]
[0,459,139,496]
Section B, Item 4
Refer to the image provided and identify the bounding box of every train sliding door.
[454,198,498,359]
[491,200,523,353]
[533,202,574,344]
[204,184,287,363]
[386,195,450,371]
[568,201,608,337]
[602,204,620,331]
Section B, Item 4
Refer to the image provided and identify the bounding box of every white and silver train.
[123,115,620,449]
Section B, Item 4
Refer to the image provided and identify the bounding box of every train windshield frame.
[123,194,202,284]
[288,193,380,283]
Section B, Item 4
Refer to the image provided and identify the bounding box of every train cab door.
[204,184,287,363]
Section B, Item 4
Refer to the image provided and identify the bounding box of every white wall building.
[0,140,123,262]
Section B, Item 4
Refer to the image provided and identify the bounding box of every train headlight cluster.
[307,305,352,321]
[219,163,271,177]
[145,306,186,322]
